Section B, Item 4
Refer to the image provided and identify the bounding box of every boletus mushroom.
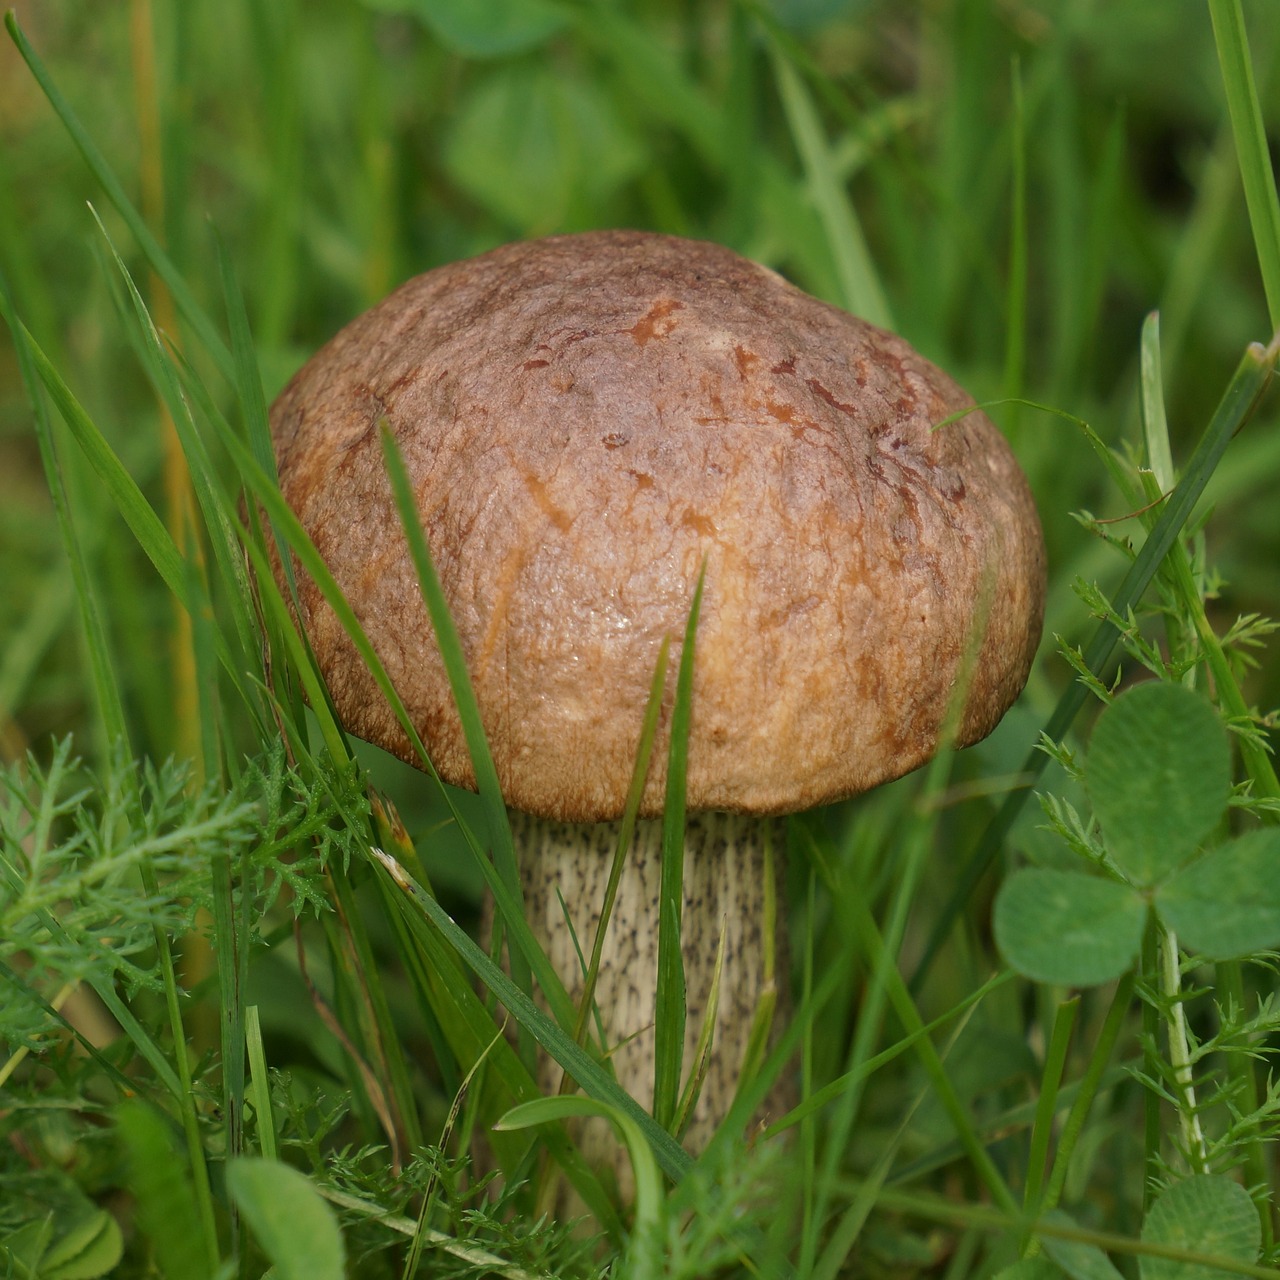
[268,230,1045,1181]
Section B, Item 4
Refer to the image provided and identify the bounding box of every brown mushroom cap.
[270,230,1045,822]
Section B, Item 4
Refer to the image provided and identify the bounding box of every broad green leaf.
[1085,683,1230,886]
[443,66,644,232]
[363,0,566,57]
[37,1208,122,1280]
[996,1261,1066,1280]
[226,1158,345,1280]
[993,869,1146,987]
[1140,1174,1260,1280]
[1,1205,123,1280]
[117,1102,213,1280]
[766,0,860,33]
[1038,1245,1118,1280]
[1042,1208,1126,1279]
[1156,829,1280,959]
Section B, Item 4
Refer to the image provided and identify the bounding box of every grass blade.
[1209,0,1280,330]
[1133,332,1280,803]
[673,919,726,1141]
[0,305,255,703]
[214,231,303,612]
[767,969,1014,1135]
[379,426,606,1079]
[1002,57,1027,440]
[1019,995,1080,1251]
[1034,976,1135,1228]
[372,844,692,1184]
[572,637,671,1052]
[377,426,527,991]
[569,3,837,293]
[245,1005,278,1161]
[4,13,233,380]
[90,210,262,695]
[653,565,705,1130]
[0,276,128,757]
[232,427,576,1033]
[768,46,891,327]
[497,1096,665,1272]
[849,888,1020,1219]
[0,301,221,1241]
[1139,312,1175,490]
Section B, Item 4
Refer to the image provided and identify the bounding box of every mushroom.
[267,230,1045,1179]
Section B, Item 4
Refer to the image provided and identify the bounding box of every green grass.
[3,1,1280,1277]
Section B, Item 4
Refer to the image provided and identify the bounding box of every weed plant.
[2,1,1280,1277]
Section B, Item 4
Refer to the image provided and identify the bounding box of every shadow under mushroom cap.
[269,230,1046,822]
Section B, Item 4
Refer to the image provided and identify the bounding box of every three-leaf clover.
[994,682,1280,986]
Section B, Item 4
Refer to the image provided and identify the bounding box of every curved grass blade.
[4,13,234,381]
[90,210,262,696]
[0,304,254,712]
[1034,975,1136,1226]
[1140,312,1175,490]
[767,968,1013,1136]
[2,291,223,1249]
[0,272,128,754]
[214,230,303,614]
[497,1096,665,1271]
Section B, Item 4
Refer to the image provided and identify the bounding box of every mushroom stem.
[510,808,789,1175]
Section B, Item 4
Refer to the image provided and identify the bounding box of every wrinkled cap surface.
[270,230,1046,821]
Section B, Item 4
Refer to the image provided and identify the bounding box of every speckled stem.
[510,808,789,1178]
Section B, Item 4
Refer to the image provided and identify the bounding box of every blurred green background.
[1,0,1277,777]
[3,3,1280,1272]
